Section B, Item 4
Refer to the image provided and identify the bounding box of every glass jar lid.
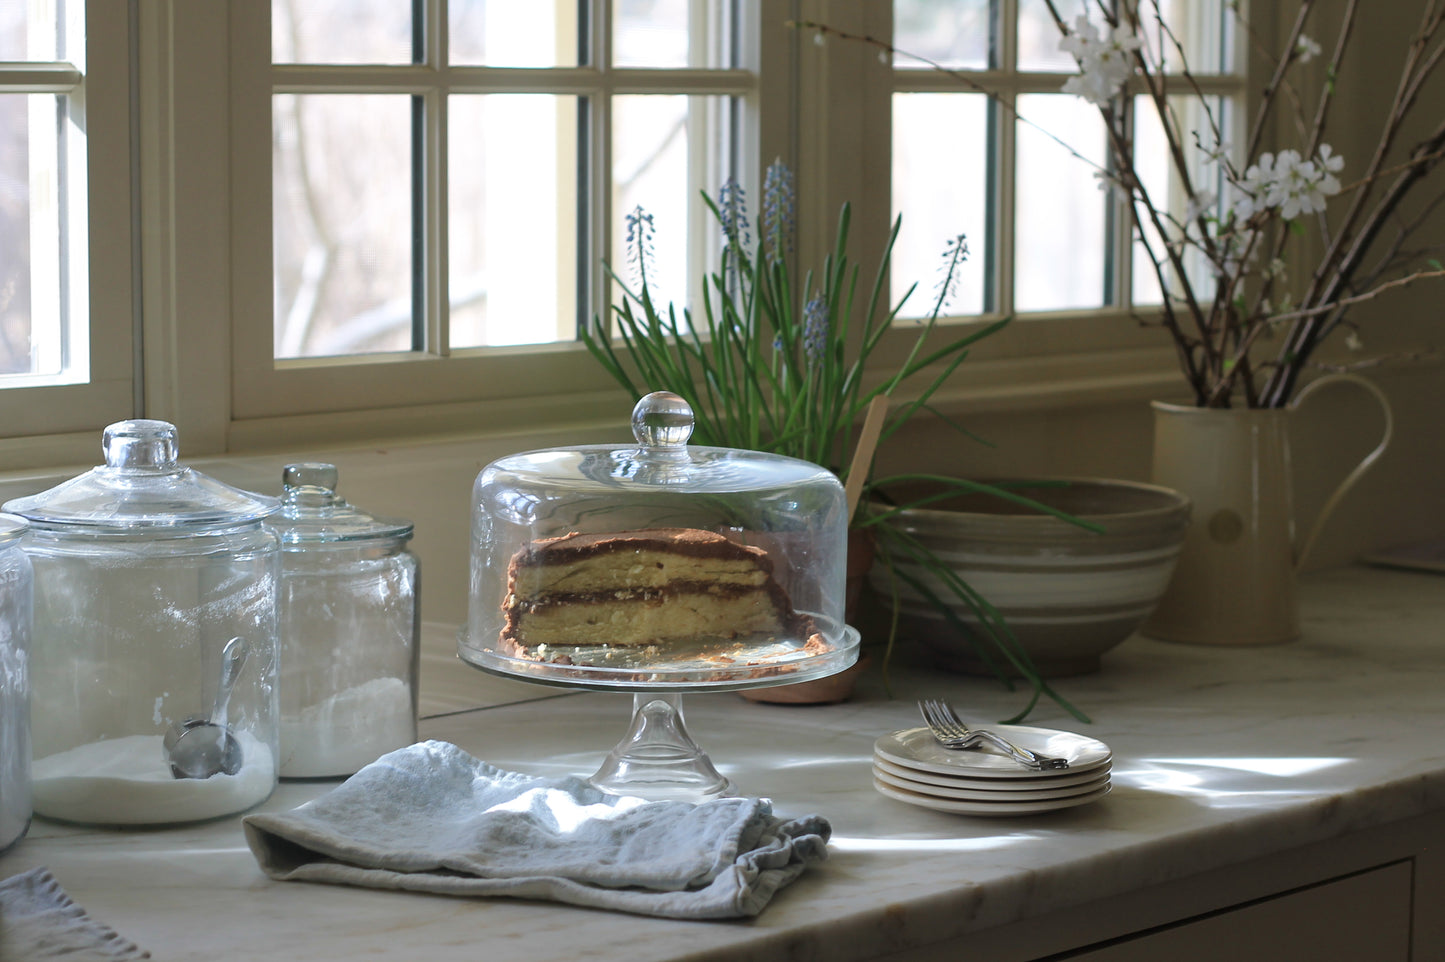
[270,462,414,545]
[3,420,279,530]
[0,513,26,545]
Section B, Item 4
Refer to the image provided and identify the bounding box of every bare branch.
[1269,267,1445,326]
[1311,346,1441,373]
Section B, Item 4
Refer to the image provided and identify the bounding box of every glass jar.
[267,463,418,778]
[4,420,280,826]
[0,514,33,852]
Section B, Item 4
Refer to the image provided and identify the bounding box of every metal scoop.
[164,636,249,779]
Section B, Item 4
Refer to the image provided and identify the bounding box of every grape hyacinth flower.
[935,233,969,311]
[717,178,751,252]
[625,205,656,289]
[801,293,829,363]
[762,159,795,266]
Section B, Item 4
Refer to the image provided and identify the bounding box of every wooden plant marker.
[843,395,891,519]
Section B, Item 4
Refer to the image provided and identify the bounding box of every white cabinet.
[883,810,1445,962]
[1061,862,1412,962]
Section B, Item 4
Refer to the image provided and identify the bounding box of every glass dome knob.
[631,391,694,448]
[103,419,179,470]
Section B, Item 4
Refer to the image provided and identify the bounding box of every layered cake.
[499,527,821,658]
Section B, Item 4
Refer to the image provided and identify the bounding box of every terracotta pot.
[1141,374,1392,646]
[740,528,875,705]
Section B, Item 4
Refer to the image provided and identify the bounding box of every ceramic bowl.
[869,478,1191,676]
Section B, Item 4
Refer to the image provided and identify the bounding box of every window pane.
[449,95,578,348]
[273,94,415,359]
[611,95,731,321]
[1018,0,1093,72]
[614,0,732,69]
[272,0,414,65]
[0,0,62,61]
[0,94,33,374]
[0,93,68,378]
[3,1,31,60]
[1142,0,1230,73]
[1133,94,1226,306]
[449,0,579,68]
[0,1,22,59]
[1015,93,1108,312]
[894,0,992,70]
[892,93,988,318]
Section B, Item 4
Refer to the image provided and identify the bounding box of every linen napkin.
[242,740,830,919]
[0,866,151,960]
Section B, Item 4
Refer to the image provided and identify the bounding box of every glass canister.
[268,463,418,778]
[3,420,280,826]
[0,514,33,852]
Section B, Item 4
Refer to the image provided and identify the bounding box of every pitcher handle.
[1291,373,1394,571]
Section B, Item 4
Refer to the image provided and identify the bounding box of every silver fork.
[917,699,1070,771]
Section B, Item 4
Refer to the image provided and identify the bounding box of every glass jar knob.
[283,462,339,492]
[282,463,342,508]
[103,420,179,470]
[631,391,694,449]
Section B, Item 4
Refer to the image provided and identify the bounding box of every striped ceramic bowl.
[869,478,1191,677]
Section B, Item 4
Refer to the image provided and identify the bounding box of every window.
[889,0,1242,331]
[0,2,1254,463]
[0,0,131,447]
[227,0,786,440]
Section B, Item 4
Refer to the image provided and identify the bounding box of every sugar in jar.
[268,463,418,778]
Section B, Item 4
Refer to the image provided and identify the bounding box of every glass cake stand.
[460,618,860,801]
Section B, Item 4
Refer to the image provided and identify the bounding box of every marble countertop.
[4,565,1444,960]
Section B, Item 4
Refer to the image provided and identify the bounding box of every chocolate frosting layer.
[510,528,776,574]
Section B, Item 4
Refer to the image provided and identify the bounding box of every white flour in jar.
[279,676,415,778]
[0,726,28,849]
[31,732,274,825]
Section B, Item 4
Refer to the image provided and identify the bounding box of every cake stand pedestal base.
[589,693,734,801]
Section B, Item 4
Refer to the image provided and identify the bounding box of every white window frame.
[0,1,1281,469]
[0,0,133,466]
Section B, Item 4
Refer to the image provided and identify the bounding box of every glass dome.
[461,392,853,687]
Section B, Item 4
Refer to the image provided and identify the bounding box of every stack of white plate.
[872,724,1113,815]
